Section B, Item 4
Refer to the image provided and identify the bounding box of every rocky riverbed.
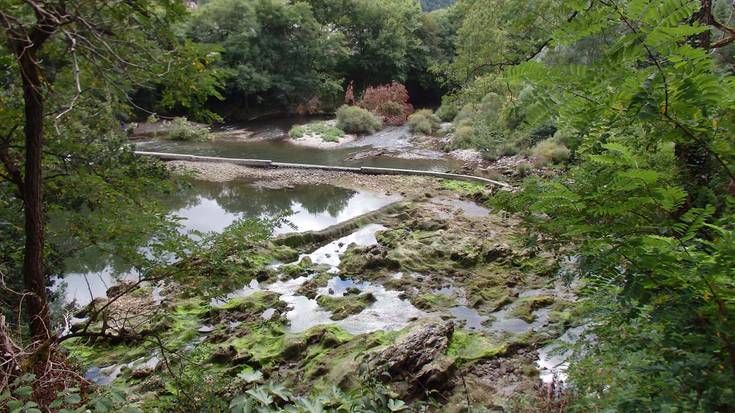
[61,162,579,411]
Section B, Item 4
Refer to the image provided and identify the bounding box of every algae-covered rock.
[340,244,396,274]
[296,279,319,299]
[509,295,556,322]
[411,293,457,311]
[208,291,287,325]
[317,293,377,320]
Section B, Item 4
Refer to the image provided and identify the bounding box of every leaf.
[13,386,33,398]
[64,393,82,405]
[245,387,273,406]
[237,369,264,383]
[387,399,407,411]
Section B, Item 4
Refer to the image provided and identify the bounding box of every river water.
[57,180,398,305]
[135,118,462,172]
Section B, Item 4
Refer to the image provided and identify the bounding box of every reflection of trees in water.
[293,185,354,216]
[61,180,357,275]
[186,180,356,219]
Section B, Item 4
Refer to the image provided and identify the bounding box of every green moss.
[447,331,506,361]
[316,293,377,320]
[411,293,457,311]
[230,324,287,365]
[216,291,281,313]
[509,295,556,323]
[441,179,487,195]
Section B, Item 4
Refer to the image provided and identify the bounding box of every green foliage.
[491,0,735,409]
[1,374,140,413]
[335,105,383,134]
[229,382,407,413]
[187,0,346,109]
[289,122,345,142]
[305,0,427,87]
[436,96,459,121]
[166,117,212,141]
[166,217,278,298]
[531,138,570,166]
[407,109,441,135]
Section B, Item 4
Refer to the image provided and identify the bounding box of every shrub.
[407,109,441,135]
[501,143,520,157]
[167,117,212,141]
[516,163,533,177]
[436,98,459,122]
[336,105,383,134]
[454,125,476,147]
[288,125,306,139]
[357,81,414,125]
[532,138,571,166]
[454,103,477,125]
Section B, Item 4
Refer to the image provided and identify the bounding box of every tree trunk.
[19,49,51,339]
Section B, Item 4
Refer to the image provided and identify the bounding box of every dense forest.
[1,0,734,412]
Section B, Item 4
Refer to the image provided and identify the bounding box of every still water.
[57,179,398,305]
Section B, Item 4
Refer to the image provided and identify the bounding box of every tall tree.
[0,0,219,339]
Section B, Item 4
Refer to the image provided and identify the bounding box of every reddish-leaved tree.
[356,81,414,126]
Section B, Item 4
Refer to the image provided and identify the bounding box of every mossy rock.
[411,293,457,311]
[317,293,377,320]
[509,295,556,322]
[208,291,287,325]
[447,331,506,361]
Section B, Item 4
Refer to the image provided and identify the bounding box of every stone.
[372,322,454,380]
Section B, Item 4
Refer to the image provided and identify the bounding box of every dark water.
[136,119,460,172]
[57,180,398,305]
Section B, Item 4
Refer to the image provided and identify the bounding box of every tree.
[186,0,346,111]
[492,0,735,409]
[0,0,220,339]
[304,0,426,88]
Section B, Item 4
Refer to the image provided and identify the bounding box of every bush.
[356,81,414,125]
[336,105,383,134]
[288,125,306,139]
[516,163,533,177]
[407,109,441,135]
[436,98,459,122]
[532,138,571,166]
[501,143,520,157]
[167,117,212,141]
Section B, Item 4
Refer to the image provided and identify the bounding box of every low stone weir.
[273,201,409,249]
[134,151,513,189]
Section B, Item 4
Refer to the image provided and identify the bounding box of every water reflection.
[57,180,397,305]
